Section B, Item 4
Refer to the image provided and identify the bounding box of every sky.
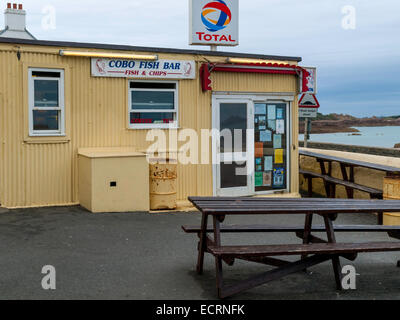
[2,0,399,117]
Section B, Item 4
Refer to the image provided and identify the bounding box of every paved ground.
[0,205,399,300]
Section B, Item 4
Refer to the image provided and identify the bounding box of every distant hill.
[315,113,400,121]
[300,113,400,134]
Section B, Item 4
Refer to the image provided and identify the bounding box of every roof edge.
[24,28,37,40]
[0,37,302,62]
[0,26,9,36]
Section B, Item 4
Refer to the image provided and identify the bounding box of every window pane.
[130,112,175,124]
[220,162,247,188]
[32,71,61,78]
[33,110,59,131]
[131,91,174,110]
[220,103,247,153]
[34,80,59,107]
[130,82,176,89]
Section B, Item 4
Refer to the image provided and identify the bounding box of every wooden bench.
[300,169,383,199]
[206,241,400,299]
[182,224,400,240]
[185,197,400,299]
[183,224,400,267]
[208,242,400,257]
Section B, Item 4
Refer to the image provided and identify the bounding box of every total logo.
[195,0,236,44]
[201,0,232,32]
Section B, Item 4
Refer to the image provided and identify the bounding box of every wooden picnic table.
[300,149,400,175]
[184,197,400,299]
[299,149,400,224]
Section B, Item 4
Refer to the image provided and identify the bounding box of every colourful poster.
[263,172,272,186]
[276,119,285,134]
[273,134,282,149]
[258,116,266,130]
[256,165,262,171]
[260,130,272,142]
[274,149,284,164]
[264,156,273,171]
[255,172,263,187]
[255,158,262,165]
[273,168,285,187]
[268,120,276,131]
[255,104,266,115]
[255,142,264,158]
[268,105,276,120]
[276,107,284,119]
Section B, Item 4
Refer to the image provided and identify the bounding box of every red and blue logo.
[201,0,232,32]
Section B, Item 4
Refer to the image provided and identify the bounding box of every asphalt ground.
[0,205,399,300]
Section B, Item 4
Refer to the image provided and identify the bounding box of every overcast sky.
[3,0,399,116]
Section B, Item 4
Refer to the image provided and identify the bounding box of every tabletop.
[299,149,400,174]
[188,197,400,215]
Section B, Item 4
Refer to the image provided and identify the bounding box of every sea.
[299,126,400,148]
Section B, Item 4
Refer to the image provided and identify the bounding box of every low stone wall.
[299,147,400,198]
[299,141,400,158]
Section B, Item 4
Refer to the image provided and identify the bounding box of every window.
[29,68,65,136]
[129,81,178,129]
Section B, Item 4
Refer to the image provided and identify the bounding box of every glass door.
[214,100,254,197]
[253,102,290,193]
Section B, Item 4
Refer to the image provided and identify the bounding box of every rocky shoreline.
[299,117,400,134]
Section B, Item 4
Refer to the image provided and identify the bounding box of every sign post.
[304,118,310,148]
[299,93,320,148]
[189,0,239,50]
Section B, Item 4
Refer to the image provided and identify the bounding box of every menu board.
[254,103,287,192]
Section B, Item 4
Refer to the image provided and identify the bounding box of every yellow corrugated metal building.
[0,37,304,210]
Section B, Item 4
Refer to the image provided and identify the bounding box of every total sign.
[189,0,239,46]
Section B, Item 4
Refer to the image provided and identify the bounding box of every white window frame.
[28,68,65,136]
[211,93,294,197]
[128,80,179,129]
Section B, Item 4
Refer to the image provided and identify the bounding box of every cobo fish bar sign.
[91,58,196,79]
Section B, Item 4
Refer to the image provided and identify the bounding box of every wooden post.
[382,174,400,226]
[197,213,208,274]
[304,118,309,148]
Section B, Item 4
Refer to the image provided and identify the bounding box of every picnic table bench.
[183,197,400,299]
[299,149,400,224]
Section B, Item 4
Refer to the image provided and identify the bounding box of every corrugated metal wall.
[0,43,299,208]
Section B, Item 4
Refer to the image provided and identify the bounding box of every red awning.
[200,62,309,92]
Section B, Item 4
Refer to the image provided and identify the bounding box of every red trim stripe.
[200,62,310,92]
[213,66,297,75]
